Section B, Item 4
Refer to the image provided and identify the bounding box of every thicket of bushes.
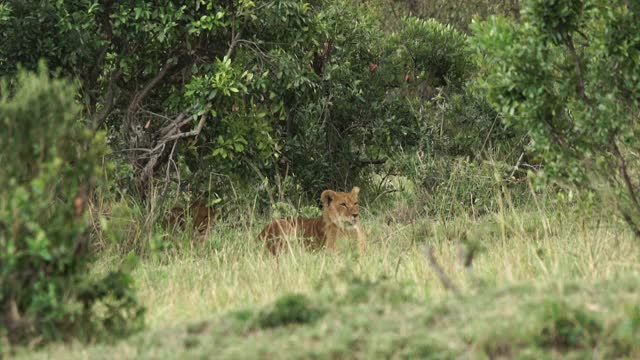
[0,0,511,206]
[472,0,640,235]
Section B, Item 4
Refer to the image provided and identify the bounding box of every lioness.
[258,187,366,254]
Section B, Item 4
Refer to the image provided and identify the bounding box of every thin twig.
[565,35,588,104]
[611,141,640,211]
[477,114,500,160]
[225,28,242,59]
[139,109,208,184]
[162,140,178,196]
[160,113,189,137]
[236,39,272,59]
[139,108,176,122]
[509,151,526,179]
[163,114,206,142]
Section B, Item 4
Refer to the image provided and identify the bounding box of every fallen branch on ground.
[422,245,461,296]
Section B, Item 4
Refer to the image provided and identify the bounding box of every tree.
[472,0,640,235]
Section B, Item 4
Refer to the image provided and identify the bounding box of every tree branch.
[92,68,122,129]
[565,35,590,105]
[163,114,207,142]
[359,157,388,165]
[225,28,242,59]
[127,62,175,123]
[611,141,640,213]
[138,109,209,185]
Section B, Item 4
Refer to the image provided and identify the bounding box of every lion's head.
[321,187,360,230]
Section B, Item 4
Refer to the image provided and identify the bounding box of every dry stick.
[162,113,207,142]
[237,39,272,59]
[422,245,461,296]
[162,140,179,196]
[160,113,188,137]
[140,108,176,122]
[225,29,242,59]
[509,151,526,179]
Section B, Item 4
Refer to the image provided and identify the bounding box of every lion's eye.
[340,203,347,207]
[354,202,358,206]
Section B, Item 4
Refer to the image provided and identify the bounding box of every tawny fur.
[165,201,219,238]
[258,187,366,254]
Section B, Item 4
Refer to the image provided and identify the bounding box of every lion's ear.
[321,190,335,208]
[351,186,360,197]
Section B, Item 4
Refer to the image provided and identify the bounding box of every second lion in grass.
[258,187,366,254]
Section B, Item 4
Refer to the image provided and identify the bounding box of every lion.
[165,201,219,238]
[258,187,366,254]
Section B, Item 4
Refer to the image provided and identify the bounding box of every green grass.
[11,199,640,359]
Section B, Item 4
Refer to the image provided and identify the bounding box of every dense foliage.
[472,0,640,235]
[0,0,504,205]
[0,68,143,345]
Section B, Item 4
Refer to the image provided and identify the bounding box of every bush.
[257,294,325,329]
[396,154,528,218]
[0,67,143,345]
[535,301,601,349]
[610,305,640,356]
[391,17,473,88]
[388,0,521,32]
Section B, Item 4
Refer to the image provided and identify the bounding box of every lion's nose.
[352,213,359,220]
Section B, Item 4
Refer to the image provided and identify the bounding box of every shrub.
[0,67,143,345]
[391,17,473,88]
[535,301,601,349]
[257,294,325,329]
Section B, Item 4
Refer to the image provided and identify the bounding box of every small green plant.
[0,67,143,345]
[535,300,601,349]
[609,305,640,356]
[257,294,325,329]
[270,202,298,219]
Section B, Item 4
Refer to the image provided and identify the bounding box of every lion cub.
[165,201,219,238]
[259,187,366,254]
